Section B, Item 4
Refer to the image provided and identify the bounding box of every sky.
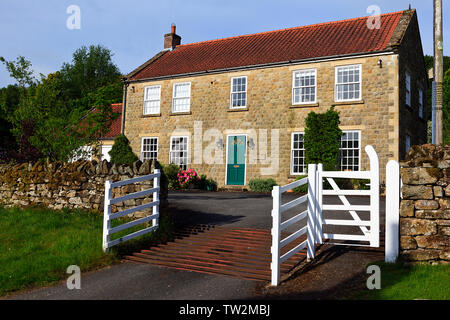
[0,0,448,87]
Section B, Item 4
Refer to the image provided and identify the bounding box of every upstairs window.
[143,85,161,115]
[293,69,316,104]
[141,137,158,161]
[172,82,191,113]
[405,71,411,107]
[230,76,247,108]
[335,65,361,102]
[418,88,423,119]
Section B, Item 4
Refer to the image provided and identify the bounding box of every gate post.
[152,169,160,227]
[307,164,317,260]
[316,164,323,245]
[385,160,400,262]
[271,185,281,286]
[102,180,112,253]
[366,145,380,247]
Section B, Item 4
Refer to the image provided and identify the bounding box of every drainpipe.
[121,77,129,135]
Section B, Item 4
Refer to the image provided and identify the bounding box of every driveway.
[7,191,386,300]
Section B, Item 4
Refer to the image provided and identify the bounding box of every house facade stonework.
[122,9,427,188]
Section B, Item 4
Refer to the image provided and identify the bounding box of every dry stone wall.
[400,144,450,264]
[0,159,168,217]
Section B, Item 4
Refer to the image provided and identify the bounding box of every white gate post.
[385,160,400,262]
[316,164,323,245]
[366,145,380,247]
[102,180,112,253]
[152,169,160,227]
[271,185,281,286]
[307,164,317,260]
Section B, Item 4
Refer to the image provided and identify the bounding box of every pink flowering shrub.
[177,169,200,188]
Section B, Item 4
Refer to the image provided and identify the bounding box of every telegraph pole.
[434,0,444,144]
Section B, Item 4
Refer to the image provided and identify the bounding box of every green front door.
[226,135,246,185]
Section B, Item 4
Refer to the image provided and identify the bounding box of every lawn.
[355,262,450,300]
[0,206,173,297]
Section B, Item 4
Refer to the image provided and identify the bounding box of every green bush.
[249,178,277,192]
[161,163,181,190]
[109,134,138,165]
[205,178,217,191]
[304,107,342,171]
[292,175,308,193]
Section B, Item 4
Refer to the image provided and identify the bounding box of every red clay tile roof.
[130,11,405,81]
[86,103,123,139]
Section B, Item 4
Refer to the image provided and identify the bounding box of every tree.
[109,134,139,165]
[60,45,122,105]
[303,107,343,171]
[0,56,36,88]
[443,69,450,144]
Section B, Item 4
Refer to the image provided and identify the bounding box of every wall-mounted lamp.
[377,59,383,68]
[130,86,135,93]
[248,138,255,150]
[216,138,224,150]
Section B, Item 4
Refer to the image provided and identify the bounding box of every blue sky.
[0,0,448,87]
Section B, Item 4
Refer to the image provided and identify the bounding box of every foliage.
[177,169,200,188]
[0,45,123,163]
[292,175,308,193]
[353,262,449,300]
[443,69,450,144]
[205,178,217,191]
[304,106,342,171]
[108,134,138,165]
[249,178,277,192]
[162,163,181,190]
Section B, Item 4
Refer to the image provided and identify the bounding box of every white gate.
[102,169,161,252]
[271,145,379,286]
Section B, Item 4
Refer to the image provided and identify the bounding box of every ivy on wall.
[304,106,343,171]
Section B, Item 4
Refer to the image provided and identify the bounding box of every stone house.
[121,9,427,188]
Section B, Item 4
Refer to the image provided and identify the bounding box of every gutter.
[126,50,395,84]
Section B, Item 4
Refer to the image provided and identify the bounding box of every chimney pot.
[164,24,181,50]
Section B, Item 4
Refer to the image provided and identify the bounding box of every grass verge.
[0,206,173,297]
[353,261,450,300]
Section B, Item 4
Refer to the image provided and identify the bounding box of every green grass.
[354,262,450,300]
[0,206,173,297]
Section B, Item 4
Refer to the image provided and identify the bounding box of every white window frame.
[141,137,158,161]
[418,87,423,119]
[334,64,362,102]
[405,71,411,107]
[339,130,361,171]
[169,136,189,170]
[230,76,247,109]
[143,85,161,115]
[290,132,306,175]
[172,82,191,113]
[292,69,317,105]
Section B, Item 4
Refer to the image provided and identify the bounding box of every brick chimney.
[164,24,181,50]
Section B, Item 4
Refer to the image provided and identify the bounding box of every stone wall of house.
[124,54,409,187]
[400,144,450,264]
[0,159,168,218]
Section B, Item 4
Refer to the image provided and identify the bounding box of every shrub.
[109,134,138,165]
[205,178,217,191]
[177,169,200,188]
[292,175,308,193]
[162,163,181,190]
[249,178,277,192]
[304,107,342,171]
